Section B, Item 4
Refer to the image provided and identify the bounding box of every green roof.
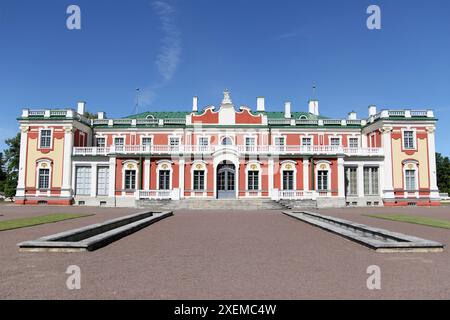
[125,111,191,119]
[262,112,329,120]
[125,110,329,120]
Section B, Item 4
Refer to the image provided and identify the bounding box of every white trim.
[315,160,331,195]
[38,127,54,149]
[190,160,208,196]
[245,161,262,197]
[401,128,417,150]
[36,159,52,192]
[122,160,139,194]
[280,160,297,191]
[156,160,173,191]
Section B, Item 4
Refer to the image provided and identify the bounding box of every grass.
[0,213,92,231]
[367,214,450,230]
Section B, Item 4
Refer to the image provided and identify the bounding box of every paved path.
[1,205,450,299]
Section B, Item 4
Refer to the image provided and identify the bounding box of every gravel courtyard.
[0,205,450,299]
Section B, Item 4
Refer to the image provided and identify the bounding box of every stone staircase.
[277,199,318,210]
[136,198,286,211]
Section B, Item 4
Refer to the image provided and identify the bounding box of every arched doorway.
[217,161,236,199]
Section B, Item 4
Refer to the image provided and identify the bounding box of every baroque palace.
[15,90,440,207]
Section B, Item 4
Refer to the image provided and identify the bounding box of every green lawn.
[367,214,450,230]
[0,213,92,231]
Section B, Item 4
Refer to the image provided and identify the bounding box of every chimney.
[368,105,377,116]
[257,97,265,112]
[77,101,86,115]
[97,111,106,120]
[348,111,357,120]
[192,96,198,112]
[284,101,292,118]
[308,100,319,116]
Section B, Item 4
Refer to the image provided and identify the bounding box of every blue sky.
[0,0,449,155]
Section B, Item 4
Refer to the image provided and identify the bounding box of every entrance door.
[217,162,236,199]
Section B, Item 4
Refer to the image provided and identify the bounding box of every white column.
[109,157,116,198]
[427,127,440,198]
[381,127,395,199]
[338,157,345,198]
[144,157,150,191]
[61,127,74,197]
[268,157,274,198]
[178,158,185,199]
[90,163,97,197]
[303,158,309,191]
[16,126,29,198]
[358,163,365,198]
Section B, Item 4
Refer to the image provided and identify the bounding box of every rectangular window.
[96,137,106,148]
[345,167,358,196]
[38,168,50,189]
[124,170,136,190]
[405,170,416,191]
[97,167,109,196]
[75,166,91,195]
[170,137,180,151]
[317,170,328,191]
[282,171,294,190]
[198,137,209,152]
[349,138,359,148]
[403,131,415,149]
[159,170,170,190]
[302,137,312,146]
[193,170,205,191]
[330,138,340,146]
[364,167,379,195]
[39,130,52,148]
[142,137,152,147]
[115,137,124,151]
[248,171,259,191]
[245,137,256,152]
[275,137,285,152]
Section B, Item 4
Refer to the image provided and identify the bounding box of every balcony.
[73,145,383,157]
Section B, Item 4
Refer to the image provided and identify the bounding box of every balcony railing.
[73,145,384,156]
[138,189,179,200]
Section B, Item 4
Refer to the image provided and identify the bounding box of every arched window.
[146,114,155,120]
[221,137,233,146]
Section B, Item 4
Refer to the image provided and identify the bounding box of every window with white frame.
[403,131,415,149]
[245,137,256,152]
[97,167,109,196]
[193,170,205,191]
[159,170,170,190]
[39,129,52,148]
[142,137,152,147]
[114,137,124,151]
[302,137,312,146]
[247,171,259,191]
[96,137,106,148]
[275,136,285,151]
[221,137,233,146]
[345,167,358,196]
[317,170,329,191]
[75,166,91,195]
[349,138,359,148]
[170,137,180,151]
[405,169,416,191]
[198,137,209,151]
[330,137,340,146]
[282,171,294,190]
[124,170,136,190]
[364,167,379,195]
[38,168,50,189]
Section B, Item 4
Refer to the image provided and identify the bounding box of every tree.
[84,111,98,119]
[3,133,20,200]
[436,152,450,195]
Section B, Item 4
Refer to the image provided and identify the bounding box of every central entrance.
[217,161,236,199]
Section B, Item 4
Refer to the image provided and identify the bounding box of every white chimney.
[192,96,198,112]
[97,112,105,120]
[308,100,319,116]
[348,111,357,120]
[284,101,292,118]
[368,105,377,116]
[257,97,265,112]
[77,101,86,115]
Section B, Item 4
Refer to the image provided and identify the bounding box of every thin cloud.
[137,1,181,109]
